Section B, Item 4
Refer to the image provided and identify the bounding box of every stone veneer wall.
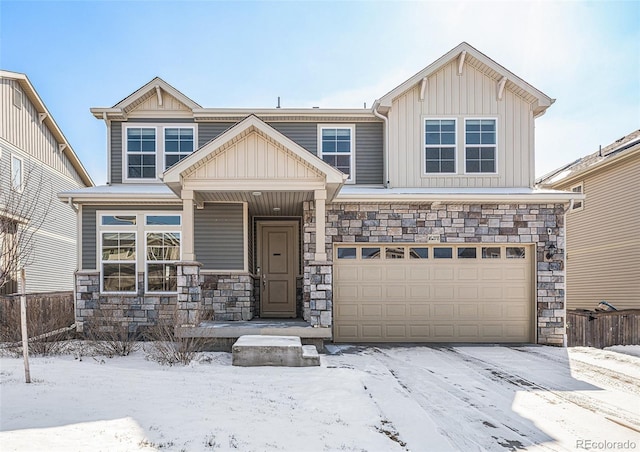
[304,201,567,345]
[201,273,255,321]
[75,271,176,335]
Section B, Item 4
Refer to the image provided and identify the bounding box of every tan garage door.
[334,244,534,343]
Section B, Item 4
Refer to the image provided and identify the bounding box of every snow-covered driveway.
[1,344,639,451]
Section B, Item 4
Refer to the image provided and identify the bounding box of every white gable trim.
[376,42,554,116]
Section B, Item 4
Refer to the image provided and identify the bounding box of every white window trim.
[463,117,499,175]
[11,155,24,193]
[423,117,458,175]
[317,124,356,184]
[570,182,584,211]
[97,212,182,294]
[122,123,197,183]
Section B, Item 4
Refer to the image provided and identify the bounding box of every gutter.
[372,101,390,188]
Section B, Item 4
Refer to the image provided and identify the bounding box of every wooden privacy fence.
[566,309,640,348]
[0,291,74,342]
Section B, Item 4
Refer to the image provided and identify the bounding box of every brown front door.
[258,222,298,318]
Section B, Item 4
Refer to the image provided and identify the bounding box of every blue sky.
[1,0,638,186]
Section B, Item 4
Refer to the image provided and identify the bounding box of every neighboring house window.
[318,125,355,182]
[424,119,456,173]
[164,128,194,169]
[127,127,156,179]
[99,213,181,293]
[124,125,197,181]
[13,86,22,109]
[571,183,584,211]
[11,155,23,192]
[465,119,496,173]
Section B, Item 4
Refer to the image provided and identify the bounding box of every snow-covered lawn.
[1,343,639,451]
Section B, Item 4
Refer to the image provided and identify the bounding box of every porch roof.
[163,115,347,201]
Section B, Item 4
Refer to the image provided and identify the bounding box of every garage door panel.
[386,304,407,317]
[362,285,383,299]
[334,244,533,343]
[361,304,383,318]
[409,304,430,317]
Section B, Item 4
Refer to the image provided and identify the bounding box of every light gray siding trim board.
[194,203,244,270]
[81,204,182,270]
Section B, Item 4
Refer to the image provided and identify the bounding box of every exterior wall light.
[545,244,557,260]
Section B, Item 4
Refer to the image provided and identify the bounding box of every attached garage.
[333,244,534,343]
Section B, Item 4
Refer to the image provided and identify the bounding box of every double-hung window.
[424,119,456,173]
[319,125,355,182]
[126,128,156,179]
[99,213,181,293]
[145,215,181,293]
[571,183,583,211]
[101,215,137,293]
[164,128,194,169]
[125,125,196,181]
[465,119,496,173]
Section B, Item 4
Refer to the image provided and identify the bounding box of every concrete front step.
[232,335,320,367]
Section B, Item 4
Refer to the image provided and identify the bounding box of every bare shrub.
[143,321,204,366]
[87,324,140,357]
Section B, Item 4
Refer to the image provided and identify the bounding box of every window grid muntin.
[424,119,456,174]
[101,231,137,293]
[146,231,181,292]
[127,127,156,179]
[571,183,584,210]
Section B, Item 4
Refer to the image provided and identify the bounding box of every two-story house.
[1,70,93,295]
[537,130,639,311]
[60,43,580,346]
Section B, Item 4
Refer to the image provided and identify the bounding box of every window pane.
[482,160,495,173]
[103,263,136,292]
[180,140,193,152]
[482,247,501,258]
[336,141,350,152]
[467,147,480,159]
[441,132,455,145]
[337,248,356,259]
[506,247,526,259]
[425,121,441,132]
[410,248,428,259]
[481,120,495,130]
[165,154,180,168]
[147,263,177,292]
[466,120,480,130]
[386,247,405,259]
[146,215,181,226]
[362,247,380,259]
[482,132,495,145]
[441,160,456,173]
[457,247,477,258]
[322,129,336,139]
[433,247,453,258]
[441,120,455,131]
[102,215,136,226]
[322,140,336,153]
[466,132,480,144]
[426,132,441,145]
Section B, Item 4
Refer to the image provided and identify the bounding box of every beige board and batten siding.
[333,244,534,343]
[0,78,84,185]
[185,130,325,184]
[559,155,640,310]
[388,59,534,189]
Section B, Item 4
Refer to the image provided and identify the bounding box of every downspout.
[561,198,574,347]
[373,101,390,188]
[103,112,112,185]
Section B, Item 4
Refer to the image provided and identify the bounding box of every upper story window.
[571,183,583,211]
[11,155,23,192]
[164,128,194,168]
[318,125,355,182]
[424,119,456,173]
[124,124,196,181]
[465,119,496,173]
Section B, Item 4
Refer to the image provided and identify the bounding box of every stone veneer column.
[175,261,202,327]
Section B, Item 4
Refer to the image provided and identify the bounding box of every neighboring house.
[537,130,640,311]
[60,42,581,346]
[0,70,94,294]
